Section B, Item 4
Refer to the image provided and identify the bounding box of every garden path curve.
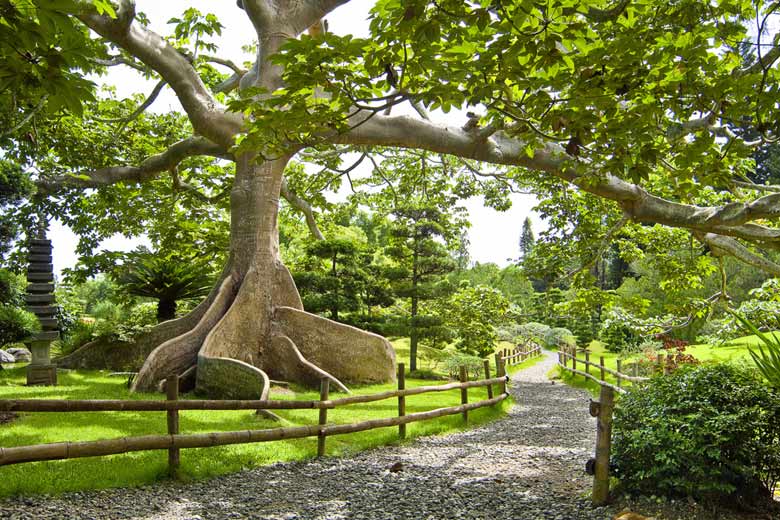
[0,351,612,520]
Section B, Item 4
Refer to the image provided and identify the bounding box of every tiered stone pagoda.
[25,233,58,386]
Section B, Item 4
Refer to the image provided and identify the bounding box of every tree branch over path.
[76,0,242,146]
[337,113,780,252]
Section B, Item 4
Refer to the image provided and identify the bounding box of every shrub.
[514,322,551,346]
[613,364,780,508]
[0,304,40,347]
[443,352,484,380]
[542,326,575,350]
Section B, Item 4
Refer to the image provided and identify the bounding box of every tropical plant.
[113,249,215,323]
[733,313,780,389]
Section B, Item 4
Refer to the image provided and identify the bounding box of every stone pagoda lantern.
[25,226,58,386]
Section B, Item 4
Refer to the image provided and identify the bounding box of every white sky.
[50,0,546,275]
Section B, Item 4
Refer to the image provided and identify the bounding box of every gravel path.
[0,352,613,520]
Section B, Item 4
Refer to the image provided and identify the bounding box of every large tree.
[5,0,780,397]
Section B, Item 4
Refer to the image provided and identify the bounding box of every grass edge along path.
[0,367,511,497]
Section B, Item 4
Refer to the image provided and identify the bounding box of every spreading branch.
[94,79,166,125]
[732,180,780,193]
[280,178,325,240]
[697,233,780,276]
[76,0,242,146]
[335,111,780,261]
[37,137,230,191]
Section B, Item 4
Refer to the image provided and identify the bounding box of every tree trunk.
[131,154,396,398]
[410,248,419,373]
[157,298,176,323]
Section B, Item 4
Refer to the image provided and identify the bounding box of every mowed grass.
[0,341,511,497]
[556,334,774,396]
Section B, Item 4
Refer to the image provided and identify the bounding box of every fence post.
[166,374,180,478]
[483,359,493,400]
[599,356,605,382]
[494,353,506,396]
[592,385,615,506]
[657,352,664,374]
[459,366,469,423]
[317,378,330,457]
[664,353,672,375]
[632,362,639,378]
[397,363,406,439]
[616,359,622,389]
[572,347,577,371]
[585,351,591,376]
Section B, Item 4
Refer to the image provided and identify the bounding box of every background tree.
[294,238,367,322]
[518,217,535,259]
[445,283,510,358]
[385,204,458,372]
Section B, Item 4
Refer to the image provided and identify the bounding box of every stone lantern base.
[26,364,57,386]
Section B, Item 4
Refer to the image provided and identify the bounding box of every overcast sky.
[50,0,546,275]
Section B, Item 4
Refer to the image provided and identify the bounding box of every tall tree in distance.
[519,217,535,259]
[385,204,457,372]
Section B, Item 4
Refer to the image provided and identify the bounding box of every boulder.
[0,350,15,363]
[6,347,31,362]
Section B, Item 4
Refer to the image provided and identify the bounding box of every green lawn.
[556,335,770,397]
[0,341,512,497]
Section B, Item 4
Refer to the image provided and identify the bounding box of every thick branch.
[336,112,780,252]
[38,137,230,191]
[698,233,780,276]
[744,44,780,75]
[732,180,780,193]
[77,0,242,146]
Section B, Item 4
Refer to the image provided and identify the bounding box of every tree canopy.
[4,0,780,396]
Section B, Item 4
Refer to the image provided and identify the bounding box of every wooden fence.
[500,343,542,366]
[557,346,650,394]
[0,359,509,474]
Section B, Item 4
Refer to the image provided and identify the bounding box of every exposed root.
[196,355,271,400]
[266,334,350,393]
[132,277,237,392]
[274,306,396,385]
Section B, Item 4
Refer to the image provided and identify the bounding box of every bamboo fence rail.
[500,343,542,366]
[557,347,650,394]
[0,358,510,471]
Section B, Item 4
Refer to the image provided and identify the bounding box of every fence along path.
[500,343,542,366]
[557,346,650,394]
[0,357,512,472]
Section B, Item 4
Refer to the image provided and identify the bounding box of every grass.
[556,334,773,397]
[0,340,514,497]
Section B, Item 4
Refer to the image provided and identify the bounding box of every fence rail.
[557,347,650,394]
[500,343,542,366]
[0,359,509,472]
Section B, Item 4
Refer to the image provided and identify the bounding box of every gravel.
[0,352,757,519]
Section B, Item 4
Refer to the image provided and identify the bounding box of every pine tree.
[519,217,535,258]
